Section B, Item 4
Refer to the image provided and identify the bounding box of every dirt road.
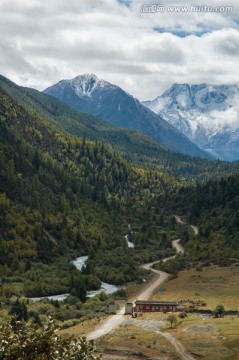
[87,217,196,359]
[175,215,199,235]
[87,242,181,340]
[190,225,199,235]
[157,331,195,360]
[87,308,125,341]
[174,215,184,224]
[172,239,184,254]
[87,261,171,340]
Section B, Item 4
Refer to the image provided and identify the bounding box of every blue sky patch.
[153,27,209,37]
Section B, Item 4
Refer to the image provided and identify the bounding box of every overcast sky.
[0,0,239,100]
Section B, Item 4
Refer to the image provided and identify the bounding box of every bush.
[167,314,177,328]
[0,316,102,359]
[214,304,225,318]
[178,312,187,319]
[59,319,81,330]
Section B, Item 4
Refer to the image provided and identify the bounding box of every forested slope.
[163,175,239,264]
[0,84,177,298]
[1,75,239,182]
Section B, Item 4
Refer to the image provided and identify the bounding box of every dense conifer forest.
[173,175,239,260]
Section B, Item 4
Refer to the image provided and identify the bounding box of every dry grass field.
[93,310,239,359]
[149,264,239,359]
[59,315,109,337]
[173,314,239,360]
[62,264,239,359]
[153,264,239,310]
[95,321,181,360]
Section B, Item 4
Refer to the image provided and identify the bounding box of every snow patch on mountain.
[58,74,112,98]
[143,84,239,161]
[44,75,211,159]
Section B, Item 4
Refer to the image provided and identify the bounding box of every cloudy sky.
[0,0,239,100]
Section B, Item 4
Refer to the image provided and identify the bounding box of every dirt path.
[172,239,184,254]
[157,331,195,360]
[175,215,199,235]
[87,308,125,340]
[190,225,199,235]
[87,262,171,340]
[87,218,196,359]
[174,215,184,224]
[87,242,181,340]
[126,318,195,360]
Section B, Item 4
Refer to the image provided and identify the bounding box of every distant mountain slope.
[43,74,211,159]
[143,83,239,161]
[1,75,239,182]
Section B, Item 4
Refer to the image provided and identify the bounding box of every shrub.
[167,314,177,328]
[0,316,102,359]
[214,304,225,318]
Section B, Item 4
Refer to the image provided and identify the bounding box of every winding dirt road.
[190,225,199,235]
[87,246,183,340]
[87,253,176,341]
[87,216,198,359]
[175,215,199,236]
[172,238,184,254]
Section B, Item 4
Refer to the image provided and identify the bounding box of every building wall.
[125,303,133,314]
[135,303,176,313]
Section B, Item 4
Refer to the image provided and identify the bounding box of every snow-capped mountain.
[44,75,211,159]
[57,74,114,98]
[143,84,239,161]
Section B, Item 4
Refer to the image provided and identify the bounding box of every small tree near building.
[167,314,177,328]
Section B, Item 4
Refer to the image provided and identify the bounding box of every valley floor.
[61,218,239,359]
[62,260,239,359]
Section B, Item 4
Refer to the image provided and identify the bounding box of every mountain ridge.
[43,74,212,159]
[143,83,239,161]
[1,74,239,183]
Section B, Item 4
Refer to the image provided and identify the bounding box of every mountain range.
[43,74,210,159]
[1,74,227,183]
[143,84,239,162]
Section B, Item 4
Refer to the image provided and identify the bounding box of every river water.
[30,256,119,301]
[125,234,135,248]
[72,255,89,270]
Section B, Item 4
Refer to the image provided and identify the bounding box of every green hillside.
[0,83,179,300]
[0,75,238,182]
[175,175,239,259]
[153,174,239,278]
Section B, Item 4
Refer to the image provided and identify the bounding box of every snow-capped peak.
[73,74,110,97]
[142,83,239,161]
[59,74,111,98]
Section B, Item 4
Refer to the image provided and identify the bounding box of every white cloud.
[0,0,238,100]
[207,106,239,132]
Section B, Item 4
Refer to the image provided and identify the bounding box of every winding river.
[31,225,136,302]
[30,255,119,302]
